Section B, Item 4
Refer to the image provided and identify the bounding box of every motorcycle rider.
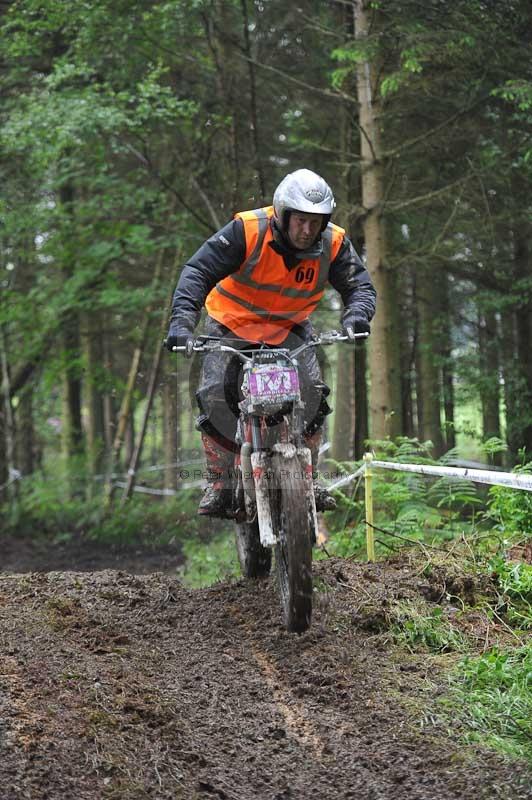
[166,168,376,517]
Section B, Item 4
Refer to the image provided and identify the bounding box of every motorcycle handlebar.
[164,330,369,360]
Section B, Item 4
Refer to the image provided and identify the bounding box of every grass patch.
[179,530,240,588]
[490,556,532,631]
[315,521,366,560]
[1,458,212,547]
[391,601,469,653]
[445,645,532,762]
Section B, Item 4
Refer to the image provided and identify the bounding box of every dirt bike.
[171,329,367,633]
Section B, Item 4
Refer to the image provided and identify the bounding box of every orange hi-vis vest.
[205,206,345,344]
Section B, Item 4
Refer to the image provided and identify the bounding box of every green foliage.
[331,40,378,66]
[400,46,425,74]
[324,437,532,569]
[427,476,480,513]
[490,556,532,630]
[330,438,483,551]
[486,462,532,537]
[366,437,435,463]
[330,39,379,90]
[391,602,467,653]
[1,458,203,546]
[493,559,532,603]
[316,522,366,560]
[494,80,532,112]
[447,646,532,762]
[3,458,97,538]
[480,437,509,462]
[95,495,195,546]
[179,532,239,588]
[380,74,402,97]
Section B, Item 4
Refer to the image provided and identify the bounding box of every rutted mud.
[0,547,530,800]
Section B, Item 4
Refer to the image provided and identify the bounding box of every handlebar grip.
[344,324,356,342]
[185,339,194,358]
[170,341,195,358]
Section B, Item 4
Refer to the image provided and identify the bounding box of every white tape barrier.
[370,460,532,492]
[328,464,366,491]
[94,458,204,481]
[140,458,204,473]
[112,480,203,496]
[7,452,529,500]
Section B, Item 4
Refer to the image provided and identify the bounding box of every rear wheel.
[235,519,272,578]
[272,453,313,633]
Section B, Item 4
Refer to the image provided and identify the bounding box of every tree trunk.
[416,266,444,457]
[150,404,159,467]
[204,4,241,209]
[400,272,415,439]
[439,281,455,452]
[0,405,6,490]
[500,308,520,462]
[175,360,184,463]
[240,0,266,200]
[354,342,369,458]
[102,315,115,454]
[61,313,84,465]
[0,325,18,501]
[102,318,148,506]
[162,359,179,496]
[332,345,355,462]
[354,0,402,440]
[514,231,532,455]
[479,310,501,440]
[331,86,359,463]
[102,250,166,506]
[81,311,106,491]
[59,184,84,490]
[121,325,166,503]
[515,308,532,456]
[16,388,34,477]
[124,411,136,472]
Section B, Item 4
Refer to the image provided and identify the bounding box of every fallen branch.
[365,521,451,554]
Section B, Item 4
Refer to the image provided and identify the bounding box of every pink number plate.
[248,366,300,401]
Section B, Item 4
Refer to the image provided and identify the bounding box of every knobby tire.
[272,452,313,633]
[235,518,272,579]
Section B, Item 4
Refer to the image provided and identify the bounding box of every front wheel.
[272,453,313,633]
[235,519,272,579]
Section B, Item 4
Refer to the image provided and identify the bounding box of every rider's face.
[287,211,323,250]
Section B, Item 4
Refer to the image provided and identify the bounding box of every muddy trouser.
[193,316,332,454]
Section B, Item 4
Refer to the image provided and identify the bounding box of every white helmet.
[273,168,336,233]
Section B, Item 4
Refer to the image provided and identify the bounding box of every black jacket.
[169,217,376,333]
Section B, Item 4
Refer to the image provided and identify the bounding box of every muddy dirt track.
[0,547,531,800]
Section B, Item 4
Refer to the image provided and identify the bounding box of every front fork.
[290,405,319,544]
[296,444,319,545]
[239,420,318,548]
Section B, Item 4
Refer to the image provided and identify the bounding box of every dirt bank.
[0,547,530,799]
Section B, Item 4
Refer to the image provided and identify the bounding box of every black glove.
[341,310,371,341]
[164,325,194,357]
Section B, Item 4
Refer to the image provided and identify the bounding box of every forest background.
[1,0,532,529]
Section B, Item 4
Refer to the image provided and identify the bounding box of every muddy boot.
[198,434,234,518]
[304,429,336,512]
